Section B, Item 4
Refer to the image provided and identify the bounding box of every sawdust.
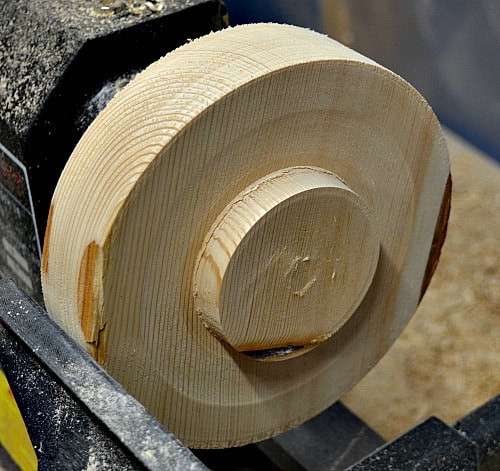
[341,129,500,440]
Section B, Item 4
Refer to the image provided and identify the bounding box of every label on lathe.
[0,142,42,301]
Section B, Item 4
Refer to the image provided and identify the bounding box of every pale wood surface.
[41,23,449,448]
[342,129,500,439]
[193,166,379,359]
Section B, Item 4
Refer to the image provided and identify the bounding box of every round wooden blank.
[41,23,450,448]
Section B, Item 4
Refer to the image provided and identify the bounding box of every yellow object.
[0,363,38,470]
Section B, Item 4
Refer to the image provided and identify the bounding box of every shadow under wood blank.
[41,23,450,448]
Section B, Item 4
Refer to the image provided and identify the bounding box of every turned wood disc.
[41,23,450,448]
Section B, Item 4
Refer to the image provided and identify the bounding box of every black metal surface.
[193,444,291,471]
[0,0,227,304]
[258,402,385,471]
[0,277,208,470]
[347,417,478,470]
[455,395,500,471]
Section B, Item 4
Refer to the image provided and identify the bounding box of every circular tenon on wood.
[41,23,450,448]
[193,166,379,359]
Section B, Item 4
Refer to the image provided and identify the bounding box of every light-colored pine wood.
[193,166,379,359]
[41,23,450,448]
